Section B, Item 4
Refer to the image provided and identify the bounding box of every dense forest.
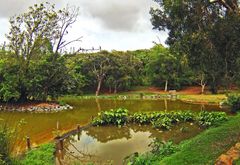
[0,0,240,102]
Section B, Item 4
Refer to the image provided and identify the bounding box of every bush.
[225,94,240,112]
[0,125,10,165]
[0,120,23,165]
[149,139,178,156]
[126,139,177,165]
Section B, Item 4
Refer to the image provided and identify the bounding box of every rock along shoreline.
[0,102,73,113]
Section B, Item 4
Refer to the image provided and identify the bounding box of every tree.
[81,51,112,96]
[106,51,142,93]
[3,3,81,102]
[147,45,178,91]
[150,0,240,93]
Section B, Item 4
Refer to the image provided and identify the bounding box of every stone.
[215,154,233,165]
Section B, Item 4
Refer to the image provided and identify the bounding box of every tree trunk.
[114,84,117,94]
[210,75,218,94]
[164,80,168,92]
[201,84,206,95]
[19,90,27,103]
[96,78,103,96]
[109,86,112,93]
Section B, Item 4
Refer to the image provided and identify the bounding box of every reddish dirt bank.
[129,86,204,95]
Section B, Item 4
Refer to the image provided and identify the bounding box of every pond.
[0,98,229,154]
[55,123,202,165]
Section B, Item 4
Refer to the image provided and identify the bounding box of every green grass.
[158,113,240,165]
[234,159,240,165]
[61,92,227,105]
[20,143,55,165]
[179,94,226,104]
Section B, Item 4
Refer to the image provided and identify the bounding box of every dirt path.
[130,86,203,95]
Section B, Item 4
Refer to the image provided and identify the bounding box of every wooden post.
[26,136,31,150]
[56,121,59,130]
[59,139,64,150]
[77,124,81,140]
[77,124,80,132]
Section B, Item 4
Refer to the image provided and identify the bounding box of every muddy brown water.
[56,123,202,165]
[0,98,229,157]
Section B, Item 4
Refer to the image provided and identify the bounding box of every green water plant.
[196,111,228,127]
[92,109,228,130]
[92,108,129,126]
[151,116,172,130]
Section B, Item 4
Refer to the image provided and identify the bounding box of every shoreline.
[0,102,73,113]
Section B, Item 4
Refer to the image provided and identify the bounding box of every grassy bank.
[179,94,226,104]
[155,113,240,165]
[61,93,227,104]
[19,143,55,165]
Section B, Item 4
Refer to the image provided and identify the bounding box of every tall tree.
[150,0,240,93]
[4,3,81,102]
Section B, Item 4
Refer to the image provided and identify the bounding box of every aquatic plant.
[196,111,228,127]
[92,108,228,130]
[92,108,129,126]
[151,116,172,130]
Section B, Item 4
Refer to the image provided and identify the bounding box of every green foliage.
[93,109,227,130]
[151,116,172,130]
[127,139,177,165]
[0,125,11,165]
[129,113,240,165]
[0,120,25,165]
[0,3,82,102]
[146,45,193,90]
[196,111,228,127]
[131,111,195,130]
[150,0,240,93]
[225,94,240,112]
[92,108,129,126]
[160,113,240,165]
[131,112,158,124]
[58,100,66,106]
[20,143,55,165]
[150,139,177,156]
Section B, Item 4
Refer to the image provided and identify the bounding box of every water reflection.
[0,98,228,154]
[56,123,202,165]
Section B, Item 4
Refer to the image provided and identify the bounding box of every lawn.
[158,113,240,165]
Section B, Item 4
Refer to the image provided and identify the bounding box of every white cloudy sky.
[0,0,167,51]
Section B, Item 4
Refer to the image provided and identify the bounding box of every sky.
[0,0,168,51]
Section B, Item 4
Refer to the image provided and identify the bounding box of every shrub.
[126,139,177,165]
[225,94,240,112]
[149,139,178,156]
[0,125,10,165]
[0,120,24,165]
